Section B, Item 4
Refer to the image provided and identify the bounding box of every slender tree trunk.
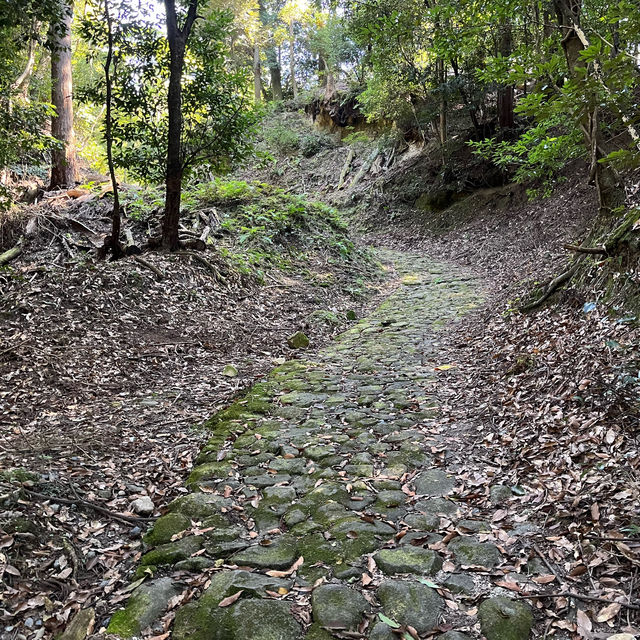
[49,0,78,190]
[11,22,40,100]
[451,57,482,136]
[288,19,297,99]
[437,57,447,144]
[267,45,283,100]
[253,42,262,104]
[162,0,198,251]
[103,0,121,257]
[497,20,515,129]
[553,0,623,218]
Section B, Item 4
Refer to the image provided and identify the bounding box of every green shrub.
[263,123,300,154]
[299,132,334,157]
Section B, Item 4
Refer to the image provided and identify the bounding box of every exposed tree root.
[132,254,164,280]
[518,263,581,312]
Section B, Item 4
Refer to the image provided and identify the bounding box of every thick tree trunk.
[49,0,78,190]
[497,21,515,130]
[162,0,198,251]
[288,19,297,99]
[253,42,262,104]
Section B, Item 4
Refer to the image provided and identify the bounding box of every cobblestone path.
[107,251,534,640]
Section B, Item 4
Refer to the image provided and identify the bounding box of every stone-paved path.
[107,251,534,640]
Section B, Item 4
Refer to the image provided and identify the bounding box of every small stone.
[490,485,513,505]
[59,609,95,640]
[447,537,501,569]
[130,496,154,516]
[311,584,368,630]
[442,573,475,595]
[346,310,357,321]
[222,364,239,378]
[287,331,310,349]
[374,548,442,576]
[478,597,533,640]
[377,580,442,634]
[438,632,472,640]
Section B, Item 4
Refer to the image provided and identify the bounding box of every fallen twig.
[533,543,560,579]
[563,243,608,255]
[516,591,640,611]
[21,487,154,525]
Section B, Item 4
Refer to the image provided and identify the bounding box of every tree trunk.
[49,0,78,190]
[553,0,623,218]
[162,0,198,251]
[497,21,515,130]
[437,57,447,144]
[288,19,297,99]
[103,0,122,257]
[267,45,283,100]
[253,42,262,104]
[11,22,40,100]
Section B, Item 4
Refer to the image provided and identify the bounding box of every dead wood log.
[0,239,23,265]
[337,149,355,190]
[349,147,380,190]
[564,243,608,255]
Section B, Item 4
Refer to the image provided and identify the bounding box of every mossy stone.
[108,578,179,637]
[377,580,442,634]
[169,493,231,519]
[447,537,501,569]
[369,622,395,640]
[478,597,533,640]
[404,512,440,531]
[143,512,190,546]
[288,331,310,349]
[442,573,475,595]
[414,470,456,496]
[59,608,95,640]
[311,584,368,630]
[140,536,202,567]
[305,622,334,640]
[230,535,297,570]
[374,548,442,576]
[187,461,232,486]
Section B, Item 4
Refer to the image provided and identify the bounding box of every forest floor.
[1,113,639,640]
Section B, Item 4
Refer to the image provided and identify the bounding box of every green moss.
[107,592,152,637]
[143,512,191,547]
[140,536,202,567]
[186,461,232,486]
[1,468,38,484]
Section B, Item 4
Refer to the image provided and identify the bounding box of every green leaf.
[418,578,439,588]
[378,613,400,629]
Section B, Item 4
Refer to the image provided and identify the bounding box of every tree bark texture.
[49,0,78,190]
[162,0,198,251]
